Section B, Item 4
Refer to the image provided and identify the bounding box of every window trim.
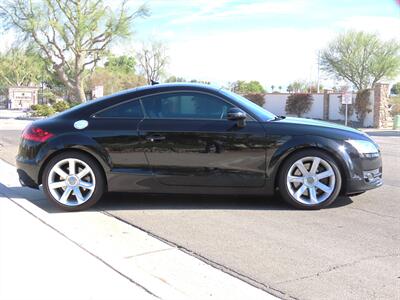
[91,90,257,121]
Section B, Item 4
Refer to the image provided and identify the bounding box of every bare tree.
[0,0,148,102]
[136,41,169,84]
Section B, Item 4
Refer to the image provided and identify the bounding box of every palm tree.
[278,86,282,92]
[271,85,275,92]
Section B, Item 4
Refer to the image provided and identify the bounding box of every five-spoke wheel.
[43,151,105,211]
[279,150,342,209]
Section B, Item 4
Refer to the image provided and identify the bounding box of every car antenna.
[151,80,159,85]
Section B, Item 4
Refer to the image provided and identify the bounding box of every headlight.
[347,139,379,154]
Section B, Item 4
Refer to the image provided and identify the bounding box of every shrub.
[391,82,400,95]
[354,89,371,124]
[243,93,265,107]
[285,93,314,117]
[52,101,70,112]
[31,104,56,117]
[30,104,40,111]
[389,95,400,116]
[339,104,354,117]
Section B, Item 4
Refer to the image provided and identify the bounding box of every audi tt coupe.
[17,83,382,211]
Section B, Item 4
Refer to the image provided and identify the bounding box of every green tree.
[87,61,146,96]
[391,82,400,95]
[165,76,186,83]
[321,31,400,90]
[285,93,314,117]
[288,80,308,93]
[189,79,210,84]
[0,0,149,102]
[104,55,136,74]
[232,80,265,94]
[0,47,47,88]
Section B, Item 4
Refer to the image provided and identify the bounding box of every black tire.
[278,149,342,209]
[42,151,105,212]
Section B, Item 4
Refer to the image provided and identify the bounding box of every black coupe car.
[17,83,382,211]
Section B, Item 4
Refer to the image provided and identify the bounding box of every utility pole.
[317,50,321,93]
[41,72,44,104]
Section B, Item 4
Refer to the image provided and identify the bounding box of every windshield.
[220,89,276,121]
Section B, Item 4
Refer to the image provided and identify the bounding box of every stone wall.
[373,83,392,128]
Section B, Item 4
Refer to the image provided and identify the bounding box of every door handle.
[146,135,166,142]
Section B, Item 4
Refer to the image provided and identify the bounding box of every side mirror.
[227,107,246,128]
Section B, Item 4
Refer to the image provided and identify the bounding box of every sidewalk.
[0,196,157,300]
[0,109,28,119]
[0,159,276,300]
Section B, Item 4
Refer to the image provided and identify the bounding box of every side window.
[141,92,233,119]
[95,100,143,119]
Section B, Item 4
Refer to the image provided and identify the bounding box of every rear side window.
[95,100,143,119]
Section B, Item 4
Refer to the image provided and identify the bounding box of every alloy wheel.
[286,156,336,205]
[47,158,96,206]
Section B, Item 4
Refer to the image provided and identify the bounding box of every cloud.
[336,16,400,40]
[163,12,400,87]
[167,27,335,87]
[169,0,308,25]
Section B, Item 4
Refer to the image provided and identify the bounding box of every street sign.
[92,85,104,99]
[342,92,352,104]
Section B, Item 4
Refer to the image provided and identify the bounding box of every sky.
[126,0,400,90]
[1,0,399,90]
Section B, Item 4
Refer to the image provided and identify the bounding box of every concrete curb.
[0,159,277,300]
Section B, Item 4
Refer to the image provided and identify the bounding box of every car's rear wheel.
[42,151,105,211]
[278,149,342,209]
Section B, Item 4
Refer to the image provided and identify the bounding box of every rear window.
[95,100,143,119]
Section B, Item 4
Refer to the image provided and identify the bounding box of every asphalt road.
[1,128,399,300]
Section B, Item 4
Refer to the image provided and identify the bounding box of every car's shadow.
[1,183,354,214]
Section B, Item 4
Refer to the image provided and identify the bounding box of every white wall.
[263,92,374,127]
[263,93,324,119]
[303,94,324,119]
[263,93,288,116]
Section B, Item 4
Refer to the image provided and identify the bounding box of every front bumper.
[345,152,383,195]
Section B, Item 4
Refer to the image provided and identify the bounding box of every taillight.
[22,126,54,142]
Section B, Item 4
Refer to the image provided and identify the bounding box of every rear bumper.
[17,168,39,189]
[16,157,40,189]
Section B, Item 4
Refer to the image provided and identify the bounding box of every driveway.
[1,123,399,300]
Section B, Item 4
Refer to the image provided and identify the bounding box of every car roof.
[95,82,223,99]
[56,83,225,119]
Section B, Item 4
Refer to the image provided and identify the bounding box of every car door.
[138,91,267,187]
[90,99,148,172]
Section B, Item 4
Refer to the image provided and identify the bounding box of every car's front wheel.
[278,149,342,209]
[42,151,105,211]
